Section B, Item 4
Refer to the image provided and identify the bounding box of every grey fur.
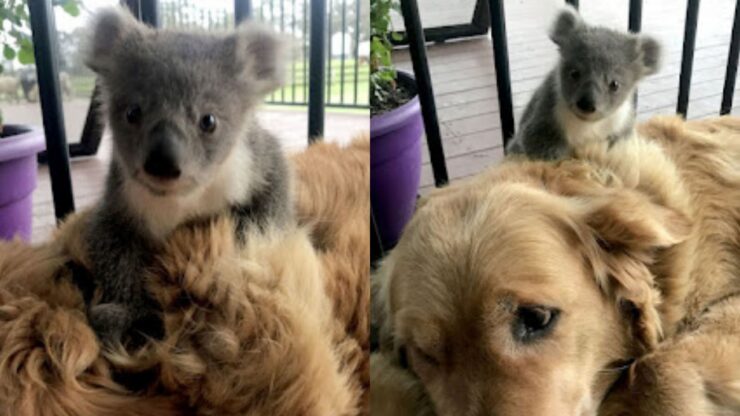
[506,6,661,160]
[84,8,293,346]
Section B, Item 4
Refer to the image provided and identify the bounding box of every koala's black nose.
[576,96,596,113]
[144,139,181,179]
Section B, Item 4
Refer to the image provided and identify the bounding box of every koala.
[506,6,661,160]
[83,8,293,346]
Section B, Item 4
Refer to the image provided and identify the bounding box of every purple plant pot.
[0,125,46,241]
[371,71,423,249]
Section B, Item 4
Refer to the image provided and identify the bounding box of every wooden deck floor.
[11,98,368,242]
[392,0,740,192]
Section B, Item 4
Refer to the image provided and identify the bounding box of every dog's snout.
[576,96,596,113]
[144,130,182,179]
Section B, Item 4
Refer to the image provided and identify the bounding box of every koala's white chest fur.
[123,141,256,240]
[556,97,635,151]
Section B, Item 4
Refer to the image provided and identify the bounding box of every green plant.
[370,0,399,110]
[0,0,80,133]
[0,0,81,73]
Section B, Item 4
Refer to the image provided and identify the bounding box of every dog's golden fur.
[372,116,740,415]
[0,135,369,416]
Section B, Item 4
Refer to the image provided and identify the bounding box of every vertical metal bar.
[292,0,297,102]
[353,0,360,105]
[565,0,579,10]
[488,0,515,147]
[677,0,700,117]
[308,0,327,141]
[28,0,75,221]
[628,0,642,32]
[123,0,140,17]
[140,0,159,27]
[400,0,449,186]
[235,0,253,22]
[268,0,275,102]
[339,0,346,104]
[66,86,104,159]
[721,0,740,115]
[304,0,309,103]
[629,0,642,107]
[280,0,285,102]
[326,0,333,105]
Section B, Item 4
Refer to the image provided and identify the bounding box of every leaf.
[18,44,34,65]
[61,1,80,17]
[370,0,399,109]
[15,4,28,21]
[3,45,15,60]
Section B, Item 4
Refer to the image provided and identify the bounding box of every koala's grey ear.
[637,35,661,76]
[229,23,288,96]
[549,6,582,46]
[85,7,146,74]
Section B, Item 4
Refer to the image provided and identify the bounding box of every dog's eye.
[609,80,620,92]
[407,345,441,371]
[199,114,217,133]
[512,305,560,343]
[125,105,142,124]
[569,69,580,80]
[398,345,410,369]
[414,346,440,366]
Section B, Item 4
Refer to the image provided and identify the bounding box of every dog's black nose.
[576,97,596,113]
[144,139,181,179]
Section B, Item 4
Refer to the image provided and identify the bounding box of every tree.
[0,0,82,73]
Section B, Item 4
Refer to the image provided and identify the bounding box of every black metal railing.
[392,0,489,45]
[29,0,339,221]
[28,0,75,220]
[677,0,700,117]
[159,0,367,109]
[399,0,740,193]
[370,0,740,261]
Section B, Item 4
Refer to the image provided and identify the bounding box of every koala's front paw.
[88,302,164,349]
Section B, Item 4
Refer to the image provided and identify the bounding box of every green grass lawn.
[68,59,369,107]
[267,59,369,106]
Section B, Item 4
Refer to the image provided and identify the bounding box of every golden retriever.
[0,135,369,416]
[371,116,740,416]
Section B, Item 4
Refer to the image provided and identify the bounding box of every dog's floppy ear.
[636,35,662,77]
[85,7,147,75]
[549,6,582,47]
[576,189,691,352]
[227,22,288,96]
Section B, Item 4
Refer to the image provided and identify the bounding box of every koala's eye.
[512,305,560,344]
[125,105,142,124]
[569,69,580,80]
[609,80,621,92]
[199,114,217,133]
